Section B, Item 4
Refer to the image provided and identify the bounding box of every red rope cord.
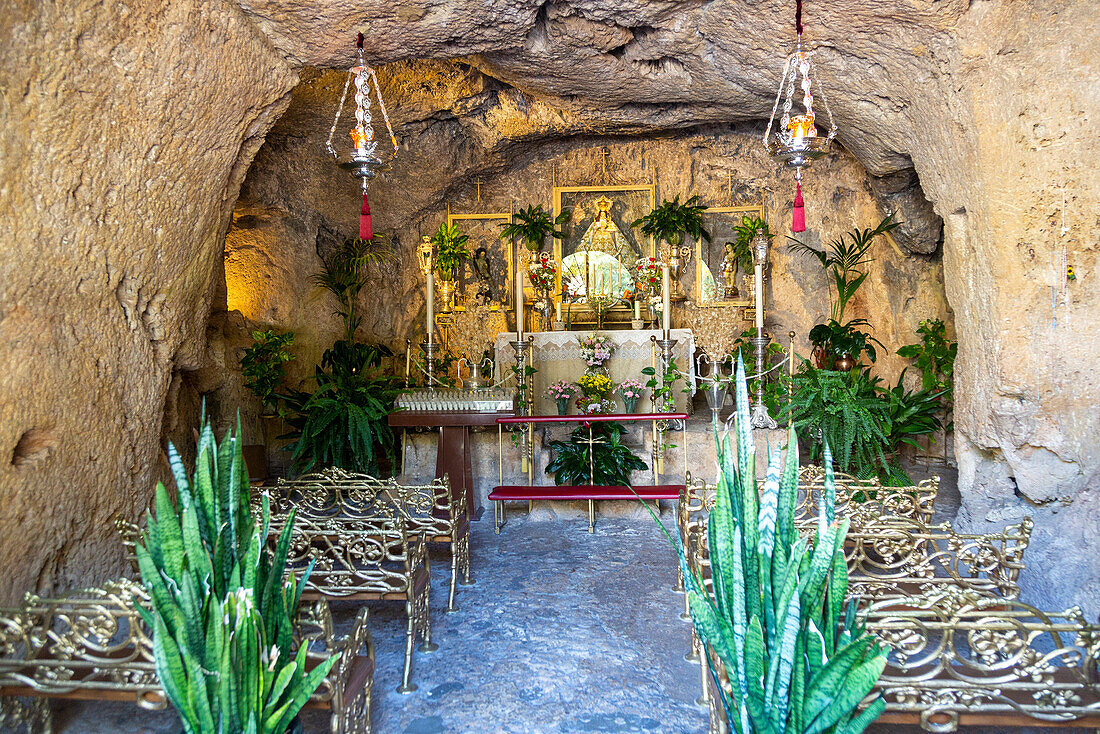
[796,0,803,36]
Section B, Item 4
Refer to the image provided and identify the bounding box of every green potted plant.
[280,341,403,476]
[897,318,957,394]
[808,319,885,371]
[673,360,887,733]
[631,194,711,248]
[430,223,470,314]
[499,204,570,252]
[136,418,336,733]
[545,422,648,486]
[240,329,295,417]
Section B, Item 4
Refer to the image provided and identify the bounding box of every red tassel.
[791,182,806,233]
[359,193,373,240]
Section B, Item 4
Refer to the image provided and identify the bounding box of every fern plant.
[499,204,570,252]
[679,358,887,734]
[136,418,335,734]
[631,194,711,247]
[545,422,648,486]
[280,341,402,476]
[780,364,891,480]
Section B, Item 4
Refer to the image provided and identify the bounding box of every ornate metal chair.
[0,579,374,733]
[274,469,472,612]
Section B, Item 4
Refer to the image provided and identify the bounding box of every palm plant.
[499,205,570,252]
[430,223,469,281]
[545,422,648,486]
[681,359,887,733]
[789,215,898,323]
[631,194,711,247]
[136,418,335,734]
[312,236,392,343]
[730,215,771,272]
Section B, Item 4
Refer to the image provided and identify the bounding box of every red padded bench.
[489,484,685,533]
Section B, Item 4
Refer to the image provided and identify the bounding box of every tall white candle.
[555,301,562,322]
[661,264,671,339]
[516,254,525,341]
[426,266,435,338]
[754,262,764,335]
[634,299,641,320]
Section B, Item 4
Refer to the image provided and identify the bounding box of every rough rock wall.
[221,63,949,405]
[0,0,297,602]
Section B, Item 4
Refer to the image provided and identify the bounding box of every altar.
[493,329,696,415]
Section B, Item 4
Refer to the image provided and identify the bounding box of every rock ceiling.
[235,0,971,176]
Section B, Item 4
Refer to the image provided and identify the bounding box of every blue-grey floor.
[48,510,709,734]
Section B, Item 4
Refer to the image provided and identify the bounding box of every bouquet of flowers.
[616,379,645,401]
[528,252,556,291]
[616,378,645,413]
[546,380,578,401]
[635,257,662,295]
[578,333,614,368]
[576,373,612,399]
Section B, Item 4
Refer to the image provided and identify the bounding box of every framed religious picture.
[695,196,766,308]
[552,184,655,310]
[446,209,514,312]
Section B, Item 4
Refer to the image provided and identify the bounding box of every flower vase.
[556,397,570,416]
[622,396,639,414]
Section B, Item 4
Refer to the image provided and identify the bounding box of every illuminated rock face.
[1,0,1096,615]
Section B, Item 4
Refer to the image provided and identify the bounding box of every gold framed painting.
[552,184,655,306]
[446,209,514,312]
[695,196,766,308]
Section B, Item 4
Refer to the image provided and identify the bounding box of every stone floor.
[40,483,1091,734]
[47,510,709,734]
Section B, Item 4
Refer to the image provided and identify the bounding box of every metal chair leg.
[458,530,474,586]
[397,599,418,693]
[588,499,595,533]
[446,549,459,612]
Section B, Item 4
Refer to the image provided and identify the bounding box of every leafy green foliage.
[897,318,956,394]
[641,357,682,413]
[808,319,884,366]
[729,215,771,272]
[136,417,335,734]
[878,372,947,484]
[789,215,899,323]
[780,365,891,480]
[430,223,470,281]
[280,340,403,476]
[240,330,295,412]
[682,358,887,734]
[631,194,711,247]
[545,422,648,486]
[499,205,570,252]
[311,236,392,343]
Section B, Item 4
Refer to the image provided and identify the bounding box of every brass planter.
[438,279,456,314]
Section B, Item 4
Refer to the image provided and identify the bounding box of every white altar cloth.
[494,329,696,415]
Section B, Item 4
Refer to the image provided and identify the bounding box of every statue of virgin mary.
[561,196,636,299]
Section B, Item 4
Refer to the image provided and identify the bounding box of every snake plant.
[136,418,335,734]
[684,357,887,734]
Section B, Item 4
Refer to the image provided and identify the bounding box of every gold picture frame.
[551,184,655,311]
[696,195,766,308]
[446,207,514,312]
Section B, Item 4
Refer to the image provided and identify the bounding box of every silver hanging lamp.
[325,33,399,240]
[762,0,837,232]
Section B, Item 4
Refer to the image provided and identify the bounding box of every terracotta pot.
[834,353,857,371]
